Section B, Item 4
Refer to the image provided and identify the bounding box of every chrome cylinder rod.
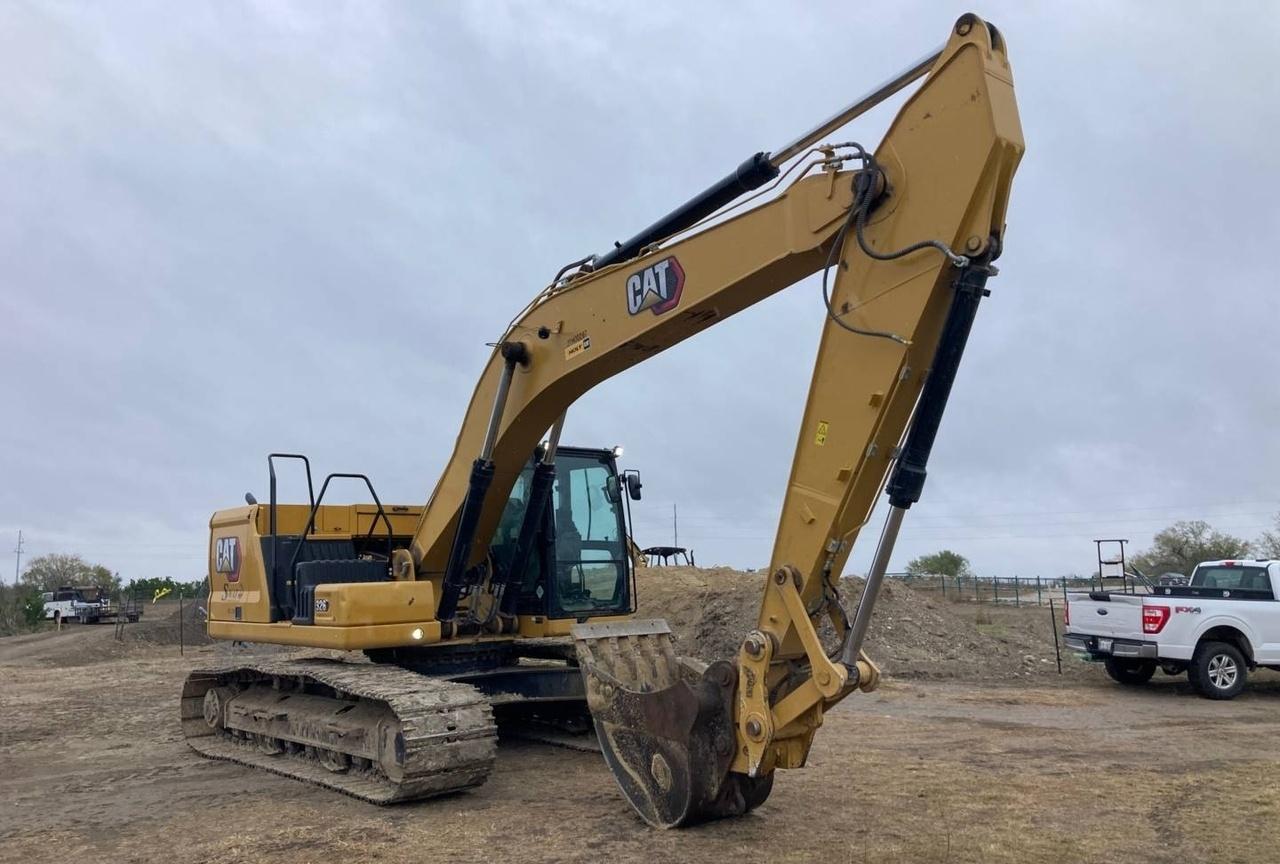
[840,504,906,668]
[542,412,566,464]
[480,343,527,462]
[769,46,943,168]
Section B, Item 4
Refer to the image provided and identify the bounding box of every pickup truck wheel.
[1104,657,1156,685]
[1188,642,1246,700]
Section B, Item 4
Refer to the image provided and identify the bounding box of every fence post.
[1049,599,1063,674]
[178,589,185,657]
[1062,578,1068,605]
[992,577,998,603]
[1036,576,1043,606]
[941,575,947,599]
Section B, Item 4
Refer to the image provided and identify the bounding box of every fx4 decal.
[626,256,684,316]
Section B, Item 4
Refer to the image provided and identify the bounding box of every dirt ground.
[3,578,1280,864]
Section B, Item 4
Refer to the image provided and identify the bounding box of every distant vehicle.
[1156,572,1188,586]
[1064,559,1280,699]
[42,586,139,624]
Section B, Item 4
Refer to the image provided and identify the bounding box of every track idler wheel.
[572,619,773,828]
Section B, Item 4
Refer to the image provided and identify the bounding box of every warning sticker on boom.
[814,421,829,446]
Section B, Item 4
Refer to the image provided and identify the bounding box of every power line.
[633,498,1280,528]
[12,530,23,586]
[633,505,1280,535]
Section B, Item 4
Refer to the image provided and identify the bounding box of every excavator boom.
[411,16,1020,603]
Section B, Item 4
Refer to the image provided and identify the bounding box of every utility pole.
[12,529,24,586]
[673,503,679,548]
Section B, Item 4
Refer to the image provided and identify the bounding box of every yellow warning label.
[814,421,829,446]
[564,331,591,361]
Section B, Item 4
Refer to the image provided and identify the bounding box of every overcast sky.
[3,1,1279,586]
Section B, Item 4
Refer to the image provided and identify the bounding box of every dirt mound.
[0,626,120,666]
[0,601,217,668]
[2,572,1081,681]
[636,565,1085,682]
[125,599,213,647]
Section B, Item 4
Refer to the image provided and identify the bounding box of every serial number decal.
[564,330,591,361]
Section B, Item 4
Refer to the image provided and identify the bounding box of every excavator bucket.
[572,619,772,828]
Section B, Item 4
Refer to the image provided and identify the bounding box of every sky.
[3,1,1279,586]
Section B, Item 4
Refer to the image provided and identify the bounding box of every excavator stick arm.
[739,15,1022,779]
[762,14,1023,656]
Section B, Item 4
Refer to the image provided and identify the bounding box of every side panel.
[208,506,272,624]
[1186,612,1263,663]
[311,581,438,627]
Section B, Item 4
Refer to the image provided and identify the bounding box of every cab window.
[1190,565,1271,593]
[490,463,543,600]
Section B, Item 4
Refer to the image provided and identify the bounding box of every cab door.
[548,449,632,618]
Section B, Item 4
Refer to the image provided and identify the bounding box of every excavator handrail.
[267,452,315,594]
[286,472,395,577]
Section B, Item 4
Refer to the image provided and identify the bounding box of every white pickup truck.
[41,586,138,624]
[1063,559,1280,699]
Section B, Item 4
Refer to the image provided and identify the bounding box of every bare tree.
[19,553,120,593]
[1257,514,1280,559]
[1131,521,1252,577]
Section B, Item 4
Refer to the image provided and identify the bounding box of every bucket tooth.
[572,619,772,827]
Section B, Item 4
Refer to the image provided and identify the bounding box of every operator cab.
[491,446,641,619]
[247,446,640,625]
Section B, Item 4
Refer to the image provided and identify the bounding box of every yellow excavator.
[182,13,1023,827]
